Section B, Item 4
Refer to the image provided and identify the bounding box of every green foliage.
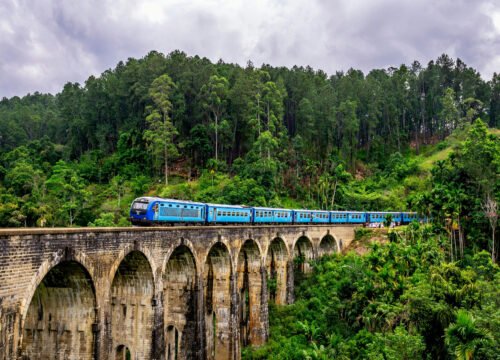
[144,74,179,184]
[244,228,499,360]
[0,52,498,257]
[88,212,116,227]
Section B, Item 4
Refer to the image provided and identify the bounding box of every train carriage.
[347,211,366,224]
[330,211,349,224]
[129,197,206,225]
[311,210,330,224]
[294,210,329,223]
[253,207,293,224]
[367,211,402,224]
[293,210,313,223]
[402,212,419,224]
[206,203,252,224]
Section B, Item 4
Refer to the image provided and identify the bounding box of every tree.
[440,87,460,137]
[201,75,229,162]
[45,161,89,226]
[483,194,498,263]
[337,100,359,170]
[445,310,492,360]
[144,74,179,185]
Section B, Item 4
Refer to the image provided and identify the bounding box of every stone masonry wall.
[0,225,357,360]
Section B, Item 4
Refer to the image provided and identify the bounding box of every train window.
[168,204,172,207]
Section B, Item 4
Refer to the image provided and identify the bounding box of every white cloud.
[1,0,499,98]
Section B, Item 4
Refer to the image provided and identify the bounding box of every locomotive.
[129,196,421,226]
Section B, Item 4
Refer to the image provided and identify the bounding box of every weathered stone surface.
[0,225,356,360]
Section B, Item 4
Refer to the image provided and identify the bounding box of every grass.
[418,146,454,171]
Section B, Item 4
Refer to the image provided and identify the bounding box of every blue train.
[129,197,422,226]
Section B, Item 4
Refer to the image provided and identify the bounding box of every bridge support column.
[286,260,295,304]
[152,293,164,360]
[229,273,239,360]
[260,266,269,344]
[0,307,20,360]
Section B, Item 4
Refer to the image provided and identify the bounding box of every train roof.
[205,203,249,209]
[330,210,365,213]
[253,207,292,211]
[134,197,206,205]
[293,209,329,212]
[367,211,402,214]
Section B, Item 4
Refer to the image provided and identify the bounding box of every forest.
[1,50,499,358]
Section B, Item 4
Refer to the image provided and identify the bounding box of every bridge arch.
[108,245,158,288]
[265,237,289,305]
[293,235,314,274]
[163,245,198,359]
[165,324,180,360]
[204,242,233,360]
[115,344,132,360]
[237,239,265,346]
[20,248,97,324]
[318,234,339,257]
[20,259,97,359]
[110,250,155,359]
[161,238,200,281]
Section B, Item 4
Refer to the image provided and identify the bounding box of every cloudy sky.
[1,0,499,98]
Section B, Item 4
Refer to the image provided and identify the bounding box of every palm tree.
[445,310,492,360]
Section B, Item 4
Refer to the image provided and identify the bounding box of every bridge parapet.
[0,225,357,360]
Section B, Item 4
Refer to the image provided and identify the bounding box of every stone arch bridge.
[0,224,357,360]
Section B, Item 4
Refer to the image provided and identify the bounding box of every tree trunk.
[331,179,338,209]
[165,113,169,186]
[492,226,496,263]
[215,113,218,162]
[165,142,168,186]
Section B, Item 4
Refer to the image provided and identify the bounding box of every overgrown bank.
[243,225,499,359]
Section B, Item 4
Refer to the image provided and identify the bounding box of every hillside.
[0,50,498,260]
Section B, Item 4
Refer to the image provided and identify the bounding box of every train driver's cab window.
[132,201,149,210]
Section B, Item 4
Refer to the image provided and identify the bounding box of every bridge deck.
[0,223,352,235]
